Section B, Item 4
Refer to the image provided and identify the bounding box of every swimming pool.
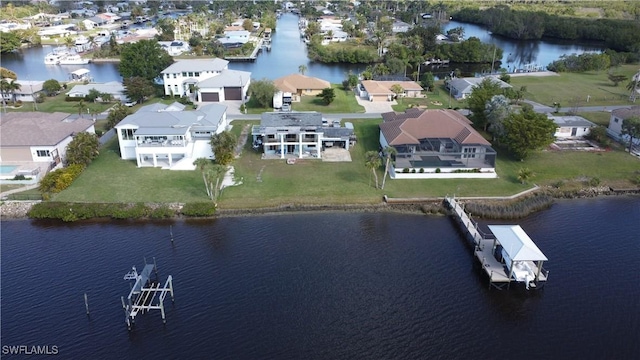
[0,165,18,174]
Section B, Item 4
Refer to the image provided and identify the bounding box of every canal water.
[1,197,639,359]
[1,14,604,84]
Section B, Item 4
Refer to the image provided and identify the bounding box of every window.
[165,73,170,78]
[36,150,50,157]
[182,72,187,77]
[121,128,135,140]
[173,74,177,79]
[188,72,193,77]
[614,118,619,123]
[463,147,477,159]
[194,72,200,77]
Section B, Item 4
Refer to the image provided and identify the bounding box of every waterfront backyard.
[45,119,640,207]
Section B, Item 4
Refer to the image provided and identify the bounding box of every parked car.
[124,100,137,107]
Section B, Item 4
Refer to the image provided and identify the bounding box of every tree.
[100,92,113,103]
[193,157,213,199]
[390,84,404,101]
[123,76,155,104]
[75,100,88,118]
[421,72,435,92]
[42,79,61,96]
[248,79,278,108]
[485,95,511,141]
[501,107,557,160]
[620,116,640,153]
[242,19,254,32]
[365,151,382,189]
[517,168,534,184]
[119,40,174,81]
[210,131,237,166]
[467,77,504,131]
[65,132,100,166]
[380,146,397,190]
[0,31,22,53]
[106,103,131,130]
[0,67,17,79]
[298,64,307,75]
[607,73,628,87]
[86,88,101,102]
[64,36,75,48]
[2,79,21,104]
[317,87,335,105]
[342,72,358,91]
[156,18,175,41]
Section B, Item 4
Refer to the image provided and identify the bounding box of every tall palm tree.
[0,79,9,111]
[5,80,21,105]
[365,151,382,189]
[193,157,212,198]
[75,99,88,118]
[380,146,397,190]
[298,64,307,75]
[64,35,75,49]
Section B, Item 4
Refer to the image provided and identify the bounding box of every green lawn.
[578,111,612,127]
[511,64,639,107]
[53,138,207,203]
[5,86,113,114]
[392,81,466,112]
[293,85,365,113]
[38,117,640,207]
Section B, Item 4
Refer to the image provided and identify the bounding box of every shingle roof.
[379,109,491,146]
[0,112,94,146]
[611,106,640,119]
[198,69,251,88]
[161,58,229,74]
[273,74,331,93]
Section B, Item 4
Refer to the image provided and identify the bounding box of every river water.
[1,197,639,359]
[1,14,604,84]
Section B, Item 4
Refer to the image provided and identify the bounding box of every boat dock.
[445,197,549,290]
[226,38,264,62]
[121,259,174,330]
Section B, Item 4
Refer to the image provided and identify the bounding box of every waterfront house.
[66,81,127,102]
[379,108,497,179]
[158,41,191,56]
[0,112,95,166]
[607,106,640,148]
[2,80,45,103]
[218,30,251,46]
[392,19,411,33]
[160,59,251,102]
[548,114,596,138]
[359,80,424,102]
[251,112,355,160]
[447,76,512,100]
[273,74,331,102]
[114,102,228,169]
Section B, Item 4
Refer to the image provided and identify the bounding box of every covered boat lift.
[488,225,549,289]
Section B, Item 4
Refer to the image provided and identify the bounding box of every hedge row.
[28,202,216,222]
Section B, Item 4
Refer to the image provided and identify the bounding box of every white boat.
[59,54,90,65]
[44,47,70,65]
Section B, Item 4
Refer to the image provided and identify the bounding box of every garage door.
[201,92,220,102]
[224,87,242,100]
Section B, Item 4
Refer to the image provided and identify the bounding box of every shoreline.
[2,187,638,221]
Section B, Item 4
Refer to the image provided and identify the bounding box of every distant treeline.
[453,7,640,52]
[307,41,378,64]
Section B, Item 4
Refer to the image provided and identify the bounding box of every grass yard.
[47,117,640,207]
[392,81,466,112]
[292,84,365,113]
[510,64,640,107]
[5,86,113,114]
[578,111,612,127]
[53,138,208,203]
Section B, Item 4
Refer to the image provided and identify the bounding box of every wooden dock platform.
[225,38,264,62]
[445,197,549,290]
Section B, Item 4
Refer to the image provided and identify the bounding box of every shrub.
[39,164,86,194]
[181,202,216,217]
[411,168,416,173]
[419,168,424,173]
[588,177,601,187]
[12,174,27,180]
[402,168,410,173]
[435,168,441,173]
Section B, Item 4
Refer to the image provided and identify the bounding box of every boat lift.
[121,259,174,330]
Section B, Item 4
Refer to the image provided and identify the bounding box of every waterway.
[1,197,639,359]
[1,14,605,84]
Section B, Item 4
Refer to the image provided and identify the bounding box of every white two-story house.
[161,58,251,102]
[114,102,228,170]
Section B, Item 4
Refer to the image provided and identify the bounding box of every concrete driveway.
[355,95,396,113]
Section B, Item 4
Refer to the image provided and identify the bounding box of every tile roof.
[361,80,423,95]
[0,112,94,146]
[379,109,491,146]
[161,58,229,74]
[273,74,331,93]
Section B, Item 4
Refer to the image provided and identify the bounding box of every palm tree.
[5,80,21,105]
[0,79,10,110]
[517,167,534,184]
[298,64,307,75]
[64,35,75,49]
[193,157,212,198]
[365,151,382,189]
[380,146,397,190]
[75,99,88,118]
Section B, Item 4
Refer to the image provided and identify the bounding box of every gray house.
[447,76,512,100]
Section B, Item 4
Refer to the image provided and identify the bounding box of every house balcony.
[136,139,188,148]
